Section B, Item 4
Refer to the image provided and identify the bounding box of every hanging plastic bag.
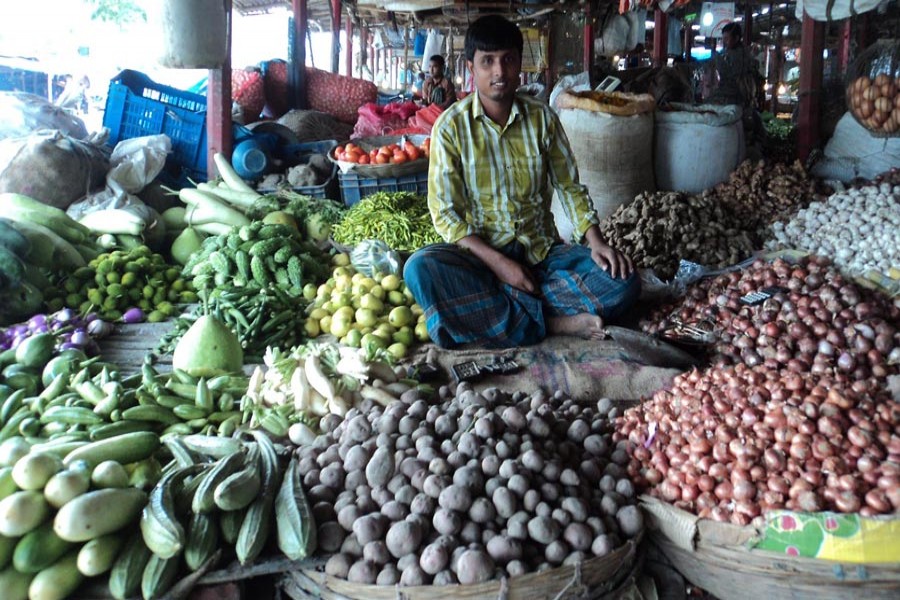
[422,29,445,63]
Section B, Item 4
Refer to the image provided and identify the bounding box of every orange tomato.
[406,146,421,161]
[334,145,345,156]
[389,143,401,152]
[392,151,409,164]
[358,154,370,164]
[345,151,362,163]
[374,153,389,164]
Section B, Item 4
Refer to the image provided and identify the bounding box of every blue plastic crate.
[338,170,428,207]
[103,69,208,179]
[257,139,339,200]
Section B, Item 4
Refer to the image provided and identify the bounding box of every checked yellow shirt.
[427,91,598,265]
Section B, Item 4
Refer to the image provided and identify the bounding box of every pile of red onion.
[642,256,900,385]
[615,364,900,522]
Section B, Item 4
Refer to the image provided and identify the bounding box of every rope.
[551,561,588,600]
[496,575,510,600]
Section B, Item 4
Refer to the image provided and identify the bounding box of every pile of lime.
[304,253,429,358]
[43,246,197,322]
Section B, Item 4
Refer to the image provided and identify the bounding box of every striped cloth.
[404,241,640,349]
[428,91,599,265]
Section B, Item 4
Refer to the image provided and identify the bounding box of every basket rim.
[329,134,430,177]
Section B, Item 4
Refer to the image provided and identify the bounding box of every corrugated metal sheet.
[233,0,334,21]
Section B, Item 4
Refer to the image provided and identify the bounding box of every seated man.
[421,54,457,109]
[404,15,640,349]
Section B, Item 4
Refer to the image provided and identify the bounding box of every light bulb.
[455,76,462,85]
[777,84,787,95]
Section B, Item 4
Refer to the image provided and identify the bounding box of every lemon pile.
[303,253,429,358]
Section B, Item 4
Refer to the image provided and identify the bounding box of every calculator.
[451,356,521,382]
[739,286,789,306]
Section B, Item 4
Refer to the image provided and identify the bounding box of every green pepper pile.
[330,192,441,252]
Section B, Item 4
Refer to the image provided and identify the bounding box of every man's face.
[723,31,739,50]
[429,60,443,79]
[468,48,521,105]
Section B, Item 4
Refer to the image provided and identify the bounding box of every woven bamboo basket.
[280,536,641,600]
[644,497,900,600]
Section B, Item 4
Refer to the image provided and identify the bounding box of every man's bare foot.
[547,313,605,340]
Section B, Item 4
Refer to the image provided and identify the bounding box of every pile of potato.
[297,385,643,586]
[847,74,900,135]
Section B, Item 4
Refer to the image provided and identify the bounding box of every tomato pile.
[333,138,430,165]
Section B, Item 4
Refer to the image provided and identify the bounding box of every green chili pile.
[331,192,442,252]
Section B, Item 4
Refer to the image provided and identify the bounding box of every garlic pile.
[767,183,900,277]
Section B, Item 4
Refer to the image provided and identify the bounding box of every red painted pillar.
[653,9,668,67]
[797,11,825,162]
[207,0,232,177]
[583,5,593,72]
[856,13,873,50]
[345,17,353,77]
[838,20,852,74]
[289,0,308,109]
[331,0,341,74]
[743,4,753,45]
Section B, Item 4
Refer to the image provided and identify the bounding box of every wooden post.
[797,11,825,162]
[403,25,410,91]
[770,31,783,113]
[544,23,553,91]
[743,3,753,45]
[389,50,395,89]
[583,5,593,73]
[288,0,308,109]
[207,0,232,177]
[331,0,341,74]
[838,20,852,74]
[345,16,353,77]
[653,9,668,67]
[857,12,872,50]
[360,24,369,79]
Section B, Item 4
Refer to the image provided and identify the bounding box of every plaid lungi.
[403,241,640,348]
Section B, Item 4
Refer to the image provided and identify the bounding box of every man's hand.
[492,254,538,294]
[458,234,537,294]
[585,226,634,279]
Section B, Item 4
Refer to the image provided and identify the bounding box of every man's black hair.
[722,22,742,39]
[429,55,445,68]
[464,15,524,61]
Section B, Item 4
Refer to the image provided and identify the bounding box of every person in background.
[709,22,756,107]
[421,55,456,109]
[403,15,639,349]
